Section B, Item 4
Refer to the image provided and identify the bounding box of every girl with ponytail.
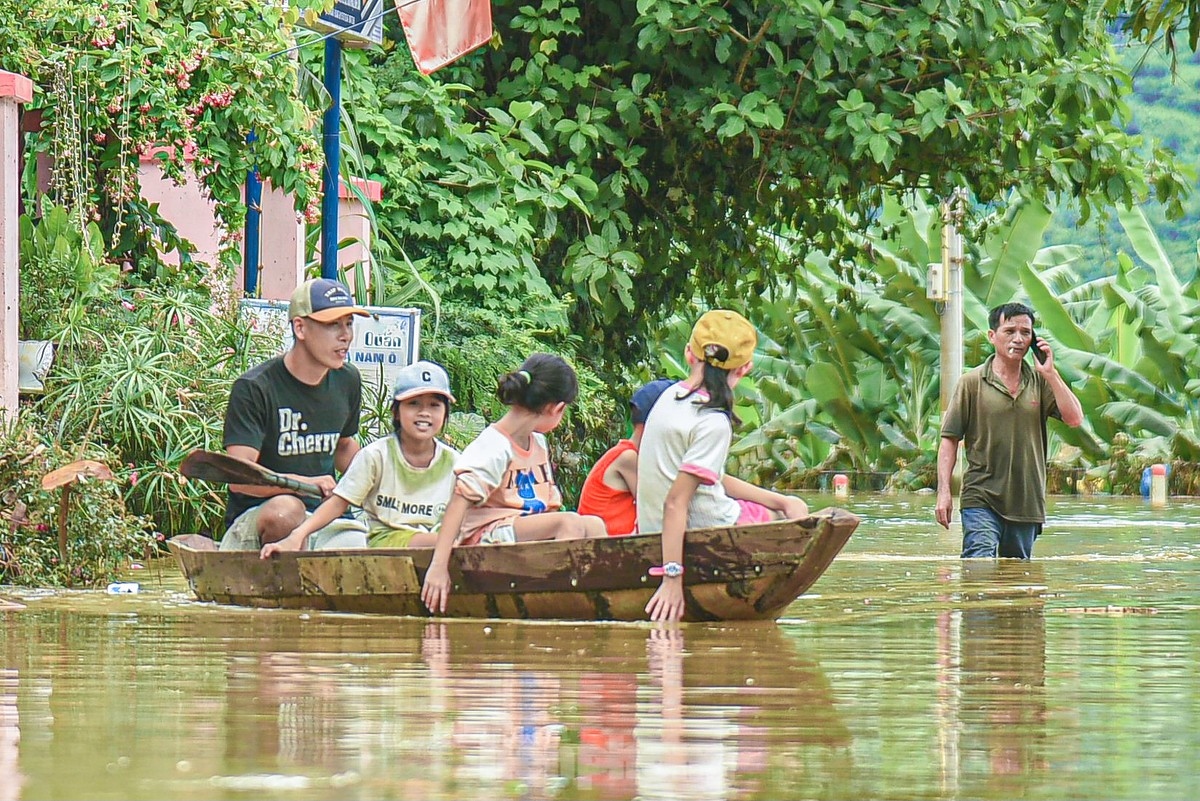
[637,310,810,622]
[421,353,606,613]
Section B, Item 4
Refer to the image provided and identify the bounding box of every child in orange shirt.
[577,379,674,535]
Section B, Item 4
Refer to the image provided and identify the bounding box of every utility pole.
[939,189,967,413]
[320,36,342,279]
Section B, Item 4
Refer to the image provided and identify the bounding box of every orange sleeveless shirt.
[577,439,638,536]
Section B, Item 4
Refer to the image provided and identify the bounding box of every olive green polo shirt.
[940,355,1061,523]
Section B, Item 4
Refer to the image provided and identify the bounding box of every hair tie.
[517,370,532,383]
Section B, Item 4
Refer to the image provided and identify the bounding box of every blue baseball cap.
[630,378,674,424]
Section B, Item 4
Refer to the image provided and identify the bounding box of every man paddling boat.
[219,278,368,551]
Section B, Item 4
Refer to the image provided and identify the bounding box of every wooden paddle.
[180,450,323,499]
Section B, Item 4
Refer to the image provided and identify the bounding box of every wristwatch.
[649,561,685,578]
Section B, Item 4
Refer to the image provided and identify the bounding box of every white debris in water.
[204,772,361,791]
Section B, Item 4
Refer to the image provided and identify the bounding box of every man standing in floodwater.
[935,302,1084,558]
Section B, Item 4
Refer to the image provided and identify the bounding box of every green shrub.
[21,203,263,538]
[39,282,276,536]
[0,414,155,587]
[17,204,120,343]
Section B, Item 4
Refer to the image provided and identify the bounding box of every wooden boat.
[167,507,859,622]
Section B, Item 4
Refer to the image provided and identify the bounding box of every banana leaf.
[1099,401,1179,438]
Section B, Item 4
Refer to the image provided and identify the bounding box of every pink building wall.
[5,92,382,412]
[136,152,382,301]
[1,71,34,421]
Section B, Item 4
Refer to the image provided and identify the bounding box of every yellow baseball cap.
[688,310,757,370]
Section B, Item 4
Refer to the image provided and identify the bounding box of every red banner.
[398,0,493,75]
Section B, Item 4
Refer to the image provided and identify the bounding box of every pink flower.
[121,300,135,311]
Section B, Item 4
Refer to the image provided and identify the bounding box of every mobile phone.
[1030,332,1047,364]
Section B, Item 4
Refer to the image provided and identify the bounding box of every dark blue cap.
[630,379,675,425]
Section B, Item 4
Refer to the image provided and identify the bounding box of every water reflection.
[4,494,1197,799]
[0,669,22,801]
[937,562,1048,796]
[50,613,847,800]
[225,651,346,771]
[412,621,851,800]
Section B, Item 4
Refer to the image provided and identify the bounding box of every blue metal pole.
[321,37,342,279]
[243,130,262,295]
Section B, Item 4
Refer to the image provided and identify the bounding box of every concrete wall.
[0,71,34,423]
[135,151,382,301]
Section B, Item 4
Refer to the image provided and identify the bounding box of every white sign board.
[18,340,54,394]
[239,299,420,406]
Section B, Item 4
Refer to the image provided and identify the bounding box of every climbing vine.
[0,0,330,271]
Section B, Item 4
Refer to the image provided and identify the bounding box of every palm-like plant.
[1025,204,1200,465]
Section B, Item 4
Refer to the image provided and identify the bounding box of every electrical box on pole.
[926,262,947,300]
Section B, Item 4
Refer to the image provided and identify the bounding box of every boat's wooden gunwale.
[169,508,859,621]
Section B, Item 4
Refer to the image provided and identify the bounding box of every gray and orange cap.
[393,360,456,404]
[288,278,369,323]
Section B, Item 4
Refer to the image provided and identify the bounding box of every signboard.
[302,0,386,46]
[18,340,54,394]
[240,299,420,409]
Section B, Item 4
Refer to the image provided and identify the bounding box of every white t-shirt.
[453,424,563,545]
[636,382,739,534]
[334,435,458,540]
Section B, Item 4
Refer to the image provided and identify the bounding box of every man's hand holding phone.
[1030,332,1048,365]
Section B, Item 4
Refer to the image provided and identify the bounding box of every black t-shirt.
[222,355,362,527]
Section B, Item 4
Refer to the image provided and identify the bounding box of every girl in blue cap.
[577,378,675,535]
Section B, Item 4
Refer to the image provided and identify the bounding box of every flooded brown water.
[1,494,1198,800]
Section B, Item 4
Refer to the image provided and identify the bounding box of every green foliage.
[418,0,1188,361]
[1045,47,1200,282]
[310,0,1197,370]
[1037,204,1200,464]
[17,204,119,341]
[38,282,275,537]
[1106,0,1200,60]
[0,0,329,270]
[712,189,1200,491]
[338,49,577,325]
[0,415,155,587]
